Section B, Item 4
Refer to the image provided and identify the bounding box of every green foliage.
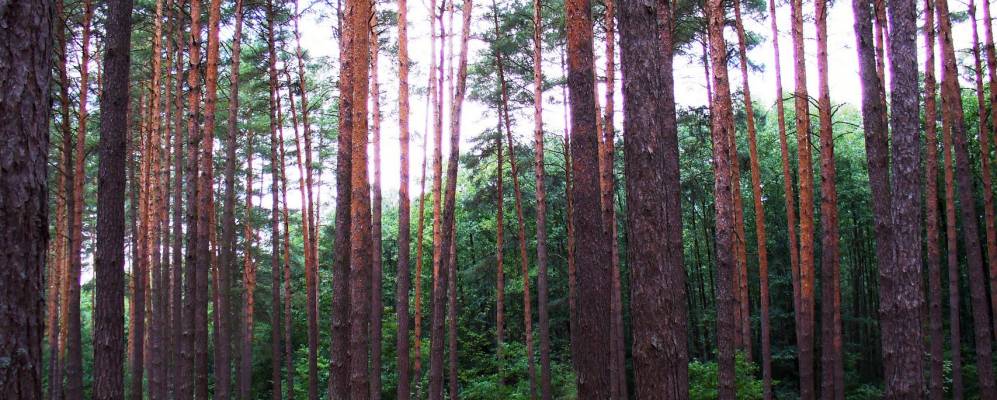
[688,353,765,400]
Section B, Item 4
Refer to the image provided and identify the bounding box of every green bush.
[688,352,764,400]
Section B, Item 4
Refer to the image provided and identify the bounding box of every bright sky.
[288,0,979,205]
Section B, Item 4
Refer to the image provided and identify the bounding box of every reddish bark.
[922,0,944,396]
[370,27,385,400]
[790,0,817,393]
[732,0,772,395]
[265,2,284,397]
[566,0,613,394]
[937,0,997,395]
[395,0,413,393]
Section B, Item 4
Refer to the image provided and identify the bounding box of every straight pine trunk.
[0,1,53,397]
[790,0,817,394]
[922,0,945,396]
[531,0,552,397]
[265,2,284,398]
[980,0,997,343]
[619,0,689,397]
[395,0,413,393]
[427,1,447,395]
[566,0,613,395]
[370,27,385,400]
[240,131,258,399]
[347,0,374,394]
[216,0,244,396]
[815,0,845,397]
[704,0,739,396]
[65,3,94,397]
[937,0,997,396]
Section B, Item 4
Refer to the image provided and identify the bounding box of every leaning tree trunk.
[732,0,773,395]
[619,0,689,397]
[0,1,53,398]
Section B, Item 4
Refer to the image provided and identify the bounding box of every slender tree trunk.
[767,0,801,376]
[50,2,72,395]
[922,0,944,396]
[495,33,536,399]
[217,0,243,396]
[331,0,356,393]
[369,27,385,400]
[969,0,997,338]
[789,0,817,393]
[195,0,223,395]
[396,0,413,393]
[413,104,430,390]
[428,2,447,396]
[275,84,296,400]
[815,0,845,397]
[599,0,627,396]
[704,0,739,396]
[531,0,552,397]
[0,1,53,398]
[495,125,506,355]
[560,48,578,361]
[265,2,283,398]
[981,0,997,343]
[566,0,613,394]
[619,0,688,397]
[65,3,93,397]
[732,0,773,395]
[169,8,187,396]
[937,0,997,396]
[942,107,964,400]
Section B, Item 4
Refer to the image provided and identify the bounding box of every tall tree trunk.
[196,0,223,395]
[0,1,53,398]
[531,0,552,396]
[50,2,72,395]
[181,0,205,396]
[495,31,536,399]
[767,0,801,376]
[599,0,627,396]
[922,0,944,396]
[790,0,817,393]
[65,2,94,397]
[560,48,578,360]
[240,131,257,399]
[331,0,356,393]
[566,0,613,395]
[413,104,430,388]
[619,0,688,397]
[169,8,187,396]
[370,27,385,400]
[704,0,739,396]
[981,0,997,343]
[942,101,964,399]
[428,1,447,396]
[815,0,845,397]
[265,2,283,398]
[937,0,997,396]
[276,84,296,400]
[495,125,506,355]
[217,0,244,396]
[396,0,413,393]
[732,0,772,395]
[347,0,374,394]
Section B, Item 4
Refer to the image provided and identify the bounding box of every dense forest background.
[4,0,997,397]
